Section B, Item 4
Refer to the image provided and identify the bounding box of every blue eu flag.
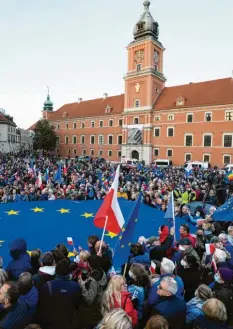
[213,197,233,222]
[113,193,142,269]
[54,163,62,184]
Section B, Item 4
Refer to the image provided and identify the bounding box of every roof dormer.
[105,105,112,114]
[176,96,186,107]
[62,112,68,118]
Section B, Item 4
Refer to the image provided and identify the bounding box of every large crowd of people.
[0,152,233,329]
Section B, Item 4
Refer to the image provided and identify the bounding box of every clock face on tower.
[135,50,144,62]
[154,50,159,63]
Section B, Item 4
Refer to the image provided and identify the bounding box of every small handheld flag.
[67,237,74,247]
[205,243,216,255]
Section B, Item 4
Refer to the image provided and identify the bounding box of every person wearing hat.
[72,255,107,329]
[209,268,233,325]
[178,238,200,267]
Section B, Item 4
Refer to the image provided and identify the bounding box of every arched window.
[65,136,69,144]
[73,135,77,144]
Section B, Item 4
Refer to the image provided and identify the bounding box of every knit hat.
[88,255,102,269]
[219,268,233,283]
[179,238,191,246]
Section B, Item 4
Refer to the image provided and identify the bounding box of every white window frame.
[108,150,113,157]
[65,135,69,144]
[81,121,85,128]
[135,99,140,108]
[90,149,95,156]
[108,134,113,145]
[205,112,212,122]
[99,149,103,157]
[154,116,160,121]
[203,133,212,147]
[154,127,160,137]
[90,135,95,145]
[167,127,174,137]
[91,120,95,128]
[80,135,85,144]
[133,117,139,125]
[223,133,233,148]
[117,150,122,157]
[73,148,77,155]
[225,110,233,121]
[223,154,231,164]
[117,135,123,145]
[185,153,192,162]
[82,149,86,156]
[167,149,173,157]
[98,135,104,145]
[154,148,159,156]
[184,133,193,147]
[168,114,174,121]
[203,153,211,163]
[99,120,103,127]
[186,113,193,123]
[109,119,113,127]
[72,135,77,144]
[73,122,77,129]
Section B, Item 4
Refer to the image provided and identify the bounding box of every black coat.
[177,266,201,302]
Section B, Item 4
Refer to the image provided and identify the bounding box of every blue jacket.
[19,285,38,315]
[148,274,184,306]
[129,253,150,267]
[186,297,204,324]
[152,295,186,329]
[225,242,233,269]
[7,239,32,280]
[128,285,145,320]
[193,314,228,329]
[0,300,29,329]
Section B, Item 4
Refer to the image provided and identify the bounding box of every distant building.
[29,1,233,167]
[18,128,34,150]
[0,109,19,153]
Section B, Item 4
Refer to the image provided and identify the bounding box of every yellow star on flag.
[0,240,5,247]
[5,210,20,215]
[119,236,123,240]
[135,218,138,222]
[122,228,126,232]
[31,207,44,213]
[81,213,94,219]
[121,245,124,248]
[128,242,132,246]
[57,208,70,214]
[105,232,117,239]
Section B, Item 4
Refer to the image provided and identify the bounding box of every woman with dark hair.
[127,263,151,321]
[129,243,150,267]
[178,254,201,302]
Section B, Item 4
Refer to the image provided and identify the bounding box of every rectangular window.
[134,117,139,124]
[81,135,85,144]
[119,119,123,126]
[168,114,174,121]
[57,124,60,129]
[68,148,71,154]
[187,114,193,123]
[225,111,233,121]
[82,149,86,156]
[154,148,159,156]
[108,135,113,144]
[185,153,192,162]
[118,150,122,158]
[205,112,212,122]
[90,135,95,144]
[66,123,69,129]
[99,120,103,127]
[154,128,160,137]
[73,148,77,155]
[90,149,94,156]
[81,121,85,128]
[73,136,77,144]
[99,149,103,157]
[98,135,104,145]
[135,100,140,108]
[118,135,122,145]
[167,149,173,157]
[167,128,174,137]
[224,135,233,147]
[185,135,193,146]
[203,154,210,163]
[91,121,95,128]
[136,64,141,71]
[56,148,59,154]
[204,135,212,147]
[154,116,160,121]
[73,122,77,129]
[108,150,112,157]
[109,120,113,127]
[65,136,69,144]
[224,155,231,164]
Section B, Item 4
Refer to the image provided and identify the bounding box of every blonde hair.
[203,298,227,322]
[99,309,132,329]
[79,250,91,262]
[145,315,169,329]
[228,226,233,235]
[102,275,125,316]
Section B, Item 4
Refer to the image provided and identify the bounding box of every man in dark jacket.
[6,239,32,281]
[32,252,55,291]
[179,238,200,266]
[150,276,186,329]
[0,281,29,329]
[18,272,38,317]
[36,258,81,329]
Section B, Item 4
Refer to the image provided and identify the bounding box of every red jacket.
[181,233,196,247]
[113,291,138,327]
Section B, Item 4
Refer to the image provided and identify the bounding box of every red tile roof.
[154,77,233,110]
[50,94,124,121]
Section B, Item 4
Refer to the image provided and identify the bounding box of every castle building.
[30,1,233,167]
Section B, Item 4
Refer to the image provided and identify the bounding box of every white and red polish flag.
[94,165,124,235]
[205,243,216,255]
[36,171,42,188]
[67,237,74,246]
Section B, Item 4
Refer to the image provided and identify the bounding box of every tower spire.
[143,0,151,11]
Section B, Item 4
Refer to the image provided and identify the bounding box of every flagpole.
[171,191,176,242]
[99,216,108,253]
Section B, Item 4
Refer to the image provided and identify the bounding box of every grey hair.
[99,309,132,329]
[161,276,177,295]
[0,269,8,288]
[218,233,228,242]
[160,258,175,274]
[195,284,213,301]
[214,249,226,262]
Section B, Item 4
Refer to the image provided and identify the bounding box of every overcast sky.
[0,0,233,129]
